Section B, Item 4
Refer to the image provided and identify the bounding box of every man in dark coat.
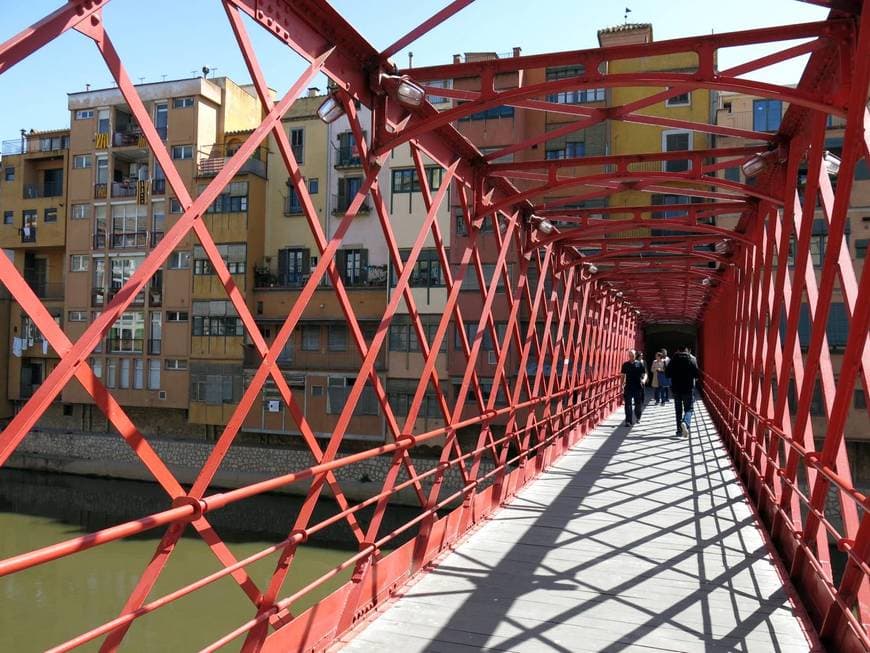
[621,350,647,427]
[666,345,700,438]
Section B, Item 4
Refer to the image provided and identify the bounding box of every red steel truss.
[0,1,868,651]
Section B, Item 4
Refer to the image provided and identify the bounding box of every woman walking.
[651,352,667,405]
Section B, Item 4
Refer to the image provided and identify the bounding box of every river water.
[0,469,400,652]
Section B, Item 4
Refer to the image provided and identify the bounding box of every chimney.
[453,54,461,64]
[307,87,320,97]
[512,47,522,58]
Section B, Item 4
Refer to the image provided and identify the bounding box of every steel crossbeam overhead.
[0,1,868,652]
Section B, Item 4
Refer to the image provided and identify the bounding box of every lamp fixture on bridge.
[317,92,345,123]
[587,264,598,274]
[741,151,772,179]
[701,277,712,286]
[380,74,426,108]
[823,151,841,176]
[537,218,555,235]
[616,291,624,297]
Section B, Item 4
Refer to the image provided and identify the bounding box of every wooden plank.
[340,401,813,653]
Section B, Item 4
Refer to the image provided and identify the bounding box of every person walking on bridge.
[666,345,699,438]
[621,350,647,427]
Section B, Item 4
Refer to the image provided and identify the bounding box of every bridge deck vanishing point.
[339,400,819,653]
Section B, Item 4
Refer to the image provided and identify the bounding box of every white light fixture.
[616,291,624,297]
[741,152,769,179]
[380,74,426,108]
[587,264,598,274]
[537,219,555,235]
[701,277,712,286]
[714,239,730,255]
[317,93,345,123]
[823,150,841,176]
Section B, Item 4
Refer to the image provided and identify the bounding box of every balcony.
[111,231,148,249]
[284,196,304,216]
[113,130,146,148]
[335,146,362,168]
[107,337,144,353]
[196,143,268,178]
[92,289,106,307]
[23,183,63,199]
[93,233,107,249]
[332,193,371,216]
[151,231,164,247]
[2,134,68,155]
[94,183,108,199]
[108,283,146,306]
[111,181,137,198]
[20,227,36,243]
[25,280,64,300]
[253,263,387,289]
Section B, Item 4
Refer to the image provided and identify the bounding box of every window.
[724,167,741,183]
[73,154,92,169]
[665,92,690,107]
[277,248,309,286]
[169,198,183,213]
[391,167,444,194]
[389,314,446,353]
[393,249,444,288]
[857,389,867,410]
[753,99,783,132]
[426,79,452,104]
[193,243,246,275]
[190,363,242,405]
[337,131,361,166]
[337,248,367,286]
[545,67,605,104]
[70,255,88,272]
[327,376,379,415]
[198,181,248,213]
[4,167,14,181]
[388,379,441,418]
[336,176,364,211]
[545,141,585,160]
[460,263,509,291]
[4,210,14,225]
[856,239,868,259]
[133,359,145,389]
[109,257,145,295]
[328,324,347,351]
[168,251,191,269]
[173,97,194,109]
[309,178,319,194]
[97,109,110,135]
[455,322,507,352]
[44,208,57,223]
[458,104,515,121]
[91,358,102,379]
[148,360,161,390]
[106,358,117,388]
[171,145,193,160]
[71,204,91,220]
[191,301,243,336]
[111,204,148,248]
[167,311,189,322]
[68,310,88,322]
[75,109,94,120]
[662,130,692,172]
[302,325,321,351]
[455,209,467,236]
[108,311,145,352]
[290,128,304,163]
[154,103,168,139]
[285,185,303,214]
[165,358,187,370]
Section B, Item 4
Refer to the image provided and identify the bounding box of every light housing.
[823,150,841,176]
[380,74,426,108]
[587,264,598,274]
[317,93,345,123]
[701,277,712,286]
[741,152,769,178]
[537,219,555,235]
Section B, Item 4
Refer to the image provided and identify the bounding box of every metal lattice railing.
[0,1,868,652]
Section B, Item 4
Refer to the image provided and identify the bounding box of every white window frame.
[68,311,88,322]
[665,92,691,107]
[73,154,92,169]
[661,129,693,172]
[171,145,194,160]
[173,97,194,109]
[75,109,94,120]
[71,204,91,220]
[70,255,89,272]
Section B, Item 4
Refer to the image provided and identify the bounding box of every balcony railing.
[111,181,137,198]
[113,130,146,148]
[2,135,68,155]
[23,183,63,199]
[111,231,148,249]
[335,146,361,167]
[25,280,64,300]
[92,289,105,306]
[20,227,36,243]
[284,196,304,215]
[254,264,387,289]
[108,284,146,305]
[332,194,370,215]
[197,144,268,178]
[94,183,108,199]
[93,233,107,249]
[107,337,144,353]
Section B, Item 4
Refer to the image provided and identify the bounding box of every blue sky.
[0,0,827,137]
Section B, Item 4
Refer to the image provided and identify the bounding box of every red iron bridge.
[0,1,869,651]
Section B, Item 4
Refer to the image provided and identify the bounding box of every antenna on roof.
[624,6,632,24]
[161,74,167,81]
[138,77,145,84]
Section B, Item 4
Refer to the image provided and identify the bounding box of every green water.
[0,471,361,652]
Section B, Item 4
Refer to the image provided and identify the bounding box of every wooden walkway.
[340,399,816,652]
